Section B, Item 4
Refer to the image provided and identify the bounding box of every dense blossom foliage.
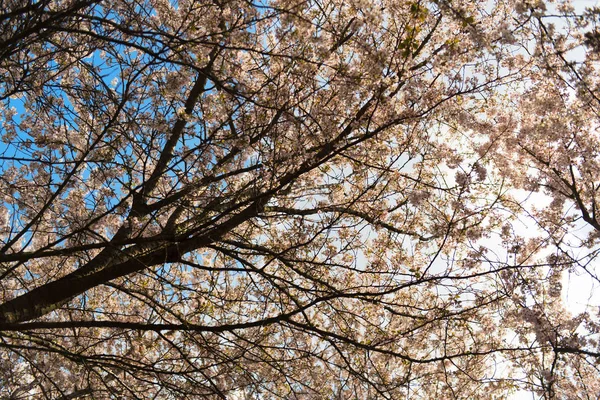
[1,0,600,398]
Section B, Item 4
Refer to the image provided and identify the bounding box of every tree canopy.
[1,0,600,398]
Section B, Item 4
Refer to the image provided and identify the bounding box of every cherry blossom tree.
[1,0,599,398]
